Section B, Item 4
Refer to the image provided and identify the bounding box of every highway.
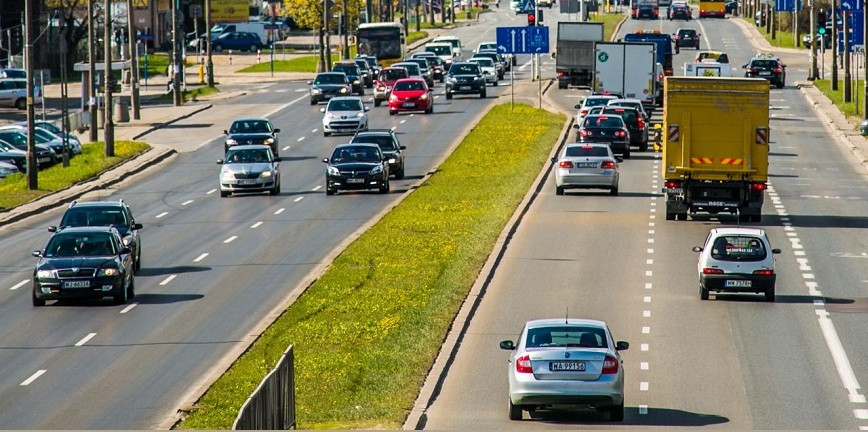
[0,11,539,429]
[417,7,868,430]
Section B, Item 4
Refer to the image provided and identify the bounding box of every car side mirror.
[364,107,370,111]
[322,157,330,163]
[742,64,748,68]
[306,80,313,85]
[48,226,57,232]
[615,341,629,351]
[223,130,228,135]
[320,108,326,113]
[32,250,42,257]
[133,223,143,230]
[499,340,515,350]
[273,128,281,133]
[692,246,703,252]
[572,124,580,129]
[550,157,558,163]
[400,145,407,150]
[217,159,224,164]
[615,156,624,163]
[551,53,556,59]
[772,248,782,254]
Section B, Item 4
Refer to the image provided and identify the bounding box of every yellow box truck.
[661,77,770,222]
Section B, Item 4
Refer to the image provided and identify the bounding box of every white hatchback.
[692,227,781,302]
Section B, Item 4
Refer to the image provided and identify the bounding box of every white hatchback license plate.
[238,179,258,185]
[346,178,365,183]
[550,361,586,371]
[725,280,752,288]
[63,280,90,288]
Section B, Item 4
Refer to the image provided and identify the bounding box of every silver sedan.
[551,143,621,196]
[217,145,281,197]
[499,318,629,421]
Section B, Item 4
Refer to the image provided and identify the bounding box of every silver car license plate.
[63,280,90,288]
[238,179,258,185]
[725,280,752,288]
[549,361,586,371]
[346,178,365,183]
[576,162,597,168]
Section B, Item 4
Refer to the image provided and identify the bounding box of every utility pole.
[794,0,799,47]
[325,0,332,70]
[844,10,851,101]
[24,0,37,189]
[833,0,839,89]
[60,18,70,167]
[206,0,214,86]
[127,0,140,119]
[343,0,350,59]
[88,0,98,142]
[172,0,182,106]
[811,3,819,79]
[104,0,115,156]
[772,4,776,39]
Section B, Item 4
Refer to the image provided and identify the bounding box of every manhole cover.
[825,297,868,313]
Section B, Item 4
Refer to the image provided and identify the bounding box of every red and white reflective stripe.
[690,157,714,164]
[719,158,744,165]
[756,127,768,144]
[668,124,679,142]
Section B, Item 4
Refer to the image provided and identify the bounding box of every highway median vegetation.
[590,11,625,42]
[176,103,566,430]
[0,141,149,210]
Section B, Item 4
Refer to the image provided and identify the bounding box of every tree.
[46,0,103,74]
[282,0,366,33]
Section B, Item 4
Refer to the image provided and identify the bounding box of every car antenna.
[565,308,569,324]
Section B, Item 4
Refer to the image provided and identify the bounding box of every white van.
[432,35,463,59]
[210,22,268,45]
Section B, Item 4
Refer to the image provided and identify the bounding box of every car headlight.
[98,268,119,277]
[265,138,275,144]
[311,88,322,95]
[226,138,238,145]
[420,94,428,100]
[370,165,383,175]
[339,87,348,94]
[389,94,398,101]
[388,157,396,164]
[37,269,56,278]
[123,235,133,246]
[353,80,360,85]
[447,77,457,83]
[326,166,340,176]
[221,171,235,181]
[355,112,365,118]
[260,171,272,178]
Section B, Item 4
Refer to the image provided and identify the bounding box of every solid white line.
[816,309,865,403]
[641,343,649,351]
[294,197,304,202]
[20,370,46,386]
[120,303,137,314]
[156,212,168,218]
[182,200,194,206]
[639,405,648,414]
[10,279,28,290]
[75,333,97,346]
[641,362,649,370]
[160,275,177,285]
[274,208,285,215]
[640,382,649,391]
[642,326,650,334]
[643,310,651,317]
[250,222,263,229]
[193,253,209,262]
[224,236,237,243]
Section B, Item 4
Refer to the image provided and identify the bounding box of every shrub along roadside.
[176,103,566,430]
[0,141,150,211]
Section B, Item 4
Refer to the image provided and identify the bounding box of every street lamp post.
[25,0,37,189]
[127,0,141,119]
[88,0,98,142]
[104,0,115,157]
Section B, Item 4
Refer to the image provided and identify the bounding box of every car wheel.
[426,104,433,114]
[326,187,336,196]
[640,142,648,152]
[134,251,142,272]
[213,44,223,52]
[677,212,688,220]
[610,400,625,422]
[374,99,381,107]
[556,186,565,196]
[480,88,487,98]
[765,286,776,302]
[32,290,45,307]
[250,44,260,52]
[440,76,445,83]
[270,183,280,195]
[610,185,619,196]
[379,180,390,194]
[220,191,230,198]
[665,212,676,220]
[310,98,317,105]
[359,88,365,96]
[396,168,405,179]
[15,98,26,110]
[324,131,331,137]
[127,275,136,300]
[113,282,129,305]
[446,92,453,100]
[700,285,709,300]
[776,82,784,89]
[389,109,396,115]
[494,79,499,87]
[508,398,523,420]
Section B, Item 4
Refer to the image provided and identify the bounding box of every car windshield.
[470,58,494,67]
[584,116,625,128]
[44,233,117,257]
[679,30,696,36]
[36,122,62,134]
[396,64,420,75]
[331,146,381,163]
[333,65,360,76]
[0,132,26,147]
[61,208,128,227]
[526,326,608,348]
[451,64,479,74]
[565,146,609,157]
[584,98,612,107]
[380,69,407,81]
[604,109,638,124]
[314,74,347,85]
[394,80,425,91]
[328,99,363,111]
[229,120,273,134]
[710,235,767,261]
[226,148,271,163]
[426,45,451,55]
[478,43,496,50]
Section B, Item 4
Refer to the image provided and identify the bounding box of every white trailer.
[683,61,733,77]
[593,41,657,111]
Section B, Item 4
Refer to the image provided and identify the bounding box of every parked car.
[551,143,621,196]
[320,96,370,136]
[693,227,781,302]
[51,199,144,273]
[217,144,281,197]
[0,130,56,168]
[387,78,434,115]
[350,129,407,179]
[223,117,281,156]
[499,318,629,421]
[0,78,42,110]
[208,31,262,52]
[32,225,135,306]
[322,143,390,195]
[308,72,351,105]
[445,62,487,99]
[373,67,410,107]
[0,160,19,178]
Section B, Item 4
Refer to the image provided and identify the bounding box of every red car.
[388,78,434,115]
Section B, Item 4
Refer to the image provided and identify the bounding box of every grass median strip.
[176,103,566,430]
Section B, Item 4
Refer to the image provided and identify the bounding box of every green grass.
[744,16,805,49]
[814,78,866,121]
[407,31,429,45]
[0,141,150,210]
[175,103,566,430]
[590,12,626,42]
[152,85,221,103]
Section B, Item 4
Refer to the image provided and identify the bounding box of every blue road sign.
[840,0,863,10]
[496,26,550,54]
[836,9,864,52]
[518,0,536,13]
[775,0,794,12]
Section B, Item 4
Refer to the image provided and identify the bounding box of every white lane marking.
[10,279,28,290]
[643,310,651,317]
[400,119,407,124]
[646,259,653,265]
[206,189,216,195]
[274,208,285,215]
[781,217,790,221]
[648,238,654,243]
[649,222,655,227]
[283,145,292,151]
[645,270,653,277]
[644,296,651,303]
[650,202,656,206]
[312,185,322,191]
[120,303,137,314]
[648,230,655,234]
[816,309,866,404]
[797,258,811,270]
[784,225,795,231]
[642,326,650,334]
[647,248,654,254]
[650,208,656,213]
[224,236,238,243]
[193,253,209,262]
[790,238,803,249]
[250,222,263,229]
[75,333,97,346]
[311,128,318,133]
[297,136,305,142]
[640,382,649,391]
[645,283,652,289]
[641,343,649,351]
[649,215,655,219]
[803,273,815,279]
[787,232,798,237]
[294,197,304,202]
[641,362,649,370]
[156,211,168,218]
[639,405,648,415]
[160,275,177,285]
[182,200,194,206]
[20,370,46,386]
[806,281,822,296]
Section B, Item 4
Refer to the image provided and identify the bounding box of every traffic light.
[818,9,827,29]
[527,11,536,26]
[123,28,129,43]
[113,29,121,43]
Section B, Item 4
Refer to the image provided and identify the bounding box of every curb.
[131,103,214,141]
[799,85,868,170]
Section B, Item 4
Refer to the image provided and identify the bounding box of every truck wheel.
[665,212,676,220]
[700,285,709,300]
[374,99,381,107]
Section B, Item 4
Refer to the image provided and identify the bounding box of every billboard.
[210,0,249,23]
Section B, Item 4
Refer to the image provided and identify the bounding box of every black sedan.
[573,114,632,158]
[322,143,390,195]
[308,72,352,105]
[669,4,691,20]
[445,62,487,99]
[223,117,281,156]
[350,129,407,179]
[332,63,365,95]
[32,226,135,306]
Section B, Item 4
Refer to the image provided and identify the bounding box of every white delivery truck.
[593,41,657,112]
[683,61,733,77]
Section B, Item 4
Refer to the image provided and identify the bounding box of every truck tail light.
[516,354,533,373]
[751,182,767,191]
[664,180,681,189]
[601,355,619,374]
[601,160,616,169]
[559,160,574,168]
[703,268,724,274]
[753,269,774,276]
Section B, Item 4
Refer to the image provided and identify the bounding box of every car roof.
[395,77,426,83]
[231,117,270,122]
[55,225,119,234]
[609,98,644,105]
[526,318,607,329]
[328,96,363,101]
[335,142,379,149]
[354,129,395,136]
[67,200,126,208]
[710,227,766,236]
[565,143,611,149]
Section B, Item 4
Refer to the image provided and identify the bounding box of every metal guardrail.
[233,345,296,430]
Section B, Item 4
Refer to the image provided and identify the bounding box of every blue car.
[208,31,262,53]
